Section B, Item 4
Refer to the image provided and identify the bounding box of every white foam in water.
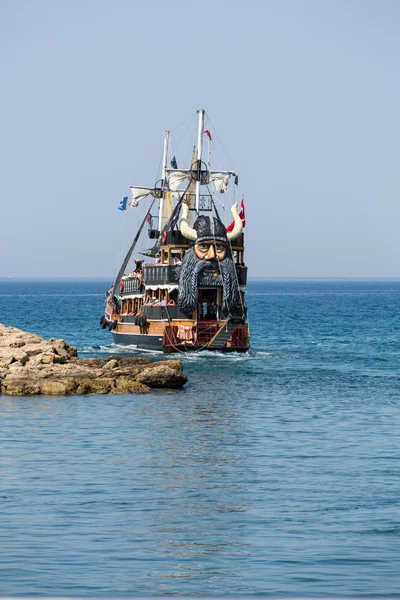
[180,350,252,363]
[82,343,288,361]
[113,343,164,355]
[81,345,298,362]
[80,345,115,353]
[81,345,279,361]
[251,350,299,360]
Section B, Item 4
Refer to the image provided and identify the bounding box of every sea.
[0,278,399,596]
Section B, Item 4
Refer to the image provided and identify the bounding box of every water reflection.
[121,393,251,589]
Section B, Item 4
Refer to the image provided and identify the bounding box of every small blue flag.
[118,196,128,211]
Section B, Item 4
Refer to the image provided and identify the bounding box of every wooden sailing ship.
[100,109,250,353]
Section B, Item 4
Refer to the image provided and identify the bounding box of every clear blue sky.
[1,0,400,278]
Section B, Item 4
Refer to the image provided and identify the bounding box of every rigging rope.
[170,113,197,156]
[206,113,236,171]
[170,112,197,133]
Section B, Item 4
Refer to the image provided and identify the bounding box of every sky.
[1,0,400,278]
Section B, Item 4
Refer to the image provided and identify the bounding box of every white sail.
[209,172,231,193]
[166,170,190,192]
[171,190,187,201]
[165,169,235,194]
[129,186,161,208]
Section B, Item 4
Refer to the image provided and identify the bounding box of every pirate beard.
[177,246,239,316]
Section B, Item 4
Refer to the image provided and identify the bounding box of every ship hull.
[112,331,164,351]
[111,328,250,354]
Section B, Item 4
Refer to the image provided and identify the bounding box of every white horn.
[226,203,243,241]
[179,201,197,241]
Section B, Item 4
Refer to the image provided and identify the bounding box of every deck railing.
[143,265,180,286]
[196,322,220,346]
[143,264,247,286]
[142,305,188,320]
[119,277,142,295]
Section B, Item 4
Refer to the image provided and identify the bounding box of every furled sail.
[210,172,231,193]
[165,170,236,194]
[166,171,190,192]
[129,186,162,208]
[171,190,187,201]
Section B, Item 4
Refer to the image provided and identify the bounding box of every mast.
[158,130,169,232]
[195,108,205,214]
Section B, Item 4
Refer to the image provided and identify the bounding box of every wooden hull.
[110,320,250,354]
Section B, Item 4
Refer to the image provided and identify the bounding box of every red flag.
[204,129,212,141]
[226,199,245,232]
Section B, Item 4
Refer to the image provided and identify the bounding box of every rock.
[110,364,146,379]
[53,355,67,364]
[0,348,29,367]
[6,364,27,377]
[0,323,187,396]
[114,379,149,393]
[49,338,78,358]
[136,364,188,388]
[19,354,29,366]
[24,344,48,357]
[76,377,115,395]
[103,359,118,370]
[157,359,184,374]
[9,340,26,348]
[109,356,153,367]
[40,353,55,364]
[39,379,77,396]
[1,379,41,396]
[74,379,92,395]
[77,357,104,368]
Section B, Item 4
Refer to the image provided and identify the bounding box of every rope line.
[206,113,236,170]
[170,113,197,158]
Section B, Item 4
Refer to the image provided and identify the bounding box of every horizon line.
[1,276,400,281]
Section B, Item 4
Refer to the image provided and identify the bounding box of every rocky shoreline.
[0,323,187,396]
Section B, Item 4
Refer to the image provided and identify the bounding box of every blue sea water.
[0,278,399,596]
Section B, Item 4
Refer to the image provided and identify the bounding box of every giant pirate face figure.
[177,202,243,317]
[194,240,227,262]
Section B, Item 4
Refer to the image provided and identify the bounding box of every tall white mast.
[195,108,205,214]
[158,130,169,231]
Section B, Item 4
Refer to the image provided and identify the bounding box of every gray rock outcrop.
[0,323,187,396]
